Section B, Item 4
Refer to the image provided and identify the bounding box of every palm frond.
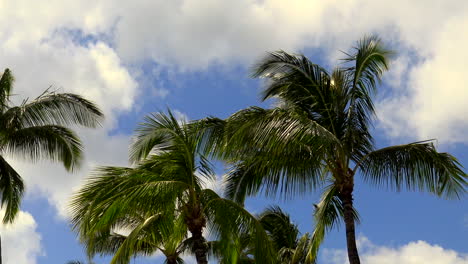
[259,205,299,250]
[70,166,185,238]
[0,155,24,223]
[306,184,359,264]
[4,125,83,171]
[356,141,467,198]
[341,36,392,159]
[2,92,103,129]
[129,110,189,163]
[202,189,277,264]
[110,214,167,264]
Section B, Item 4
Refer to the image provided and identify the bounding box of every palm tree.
[70,111,275,264]
[0,68,103,263]
[79,210,189,264]
[210,206,313,264]
[198,36,467,264]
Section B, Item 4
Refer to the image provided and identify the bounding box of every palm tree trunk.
[166,256,178,264]
[190,227,208,264]
[340,190,360,264]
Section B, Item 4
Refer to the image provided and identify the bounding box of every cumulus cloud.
[322,236,468,264]
[0,210,42,264]
[378,13,468,143]
[0,0,138,219]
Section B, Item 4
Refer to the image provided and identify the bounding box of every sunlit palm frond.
[129,110,189,163]
[251,51,330,109]
[259,205,299,250]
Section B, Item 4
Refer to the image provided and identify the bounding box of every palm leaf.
[306,184,359,264]
[4,125,83,171]
[357,141,467,198]
[202,189,277,264]
[0,155,24,223]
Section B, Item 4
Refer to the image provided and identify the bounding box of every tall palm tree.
[198,36,467,264]
[0,68,103,264]
[70,111,275,264]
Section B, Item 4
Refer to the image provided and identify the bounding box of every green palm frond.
[4,125,83,171]
[357,141,467,199]
[251,51,330,109]
[202,190,277,264]
[71,166,184,237]
[259,206,299,250]
[4,92,103,128]
[0,155,24,223]
[220,106,339,201]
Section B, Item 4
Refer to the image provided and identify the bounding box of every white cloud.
[323,236,468,264]
[378,13,468,143]
[0,6,138,219]
[0,210,42,264]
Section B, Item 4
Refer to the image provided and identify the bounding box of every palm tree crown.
[70,110,275,264]
[0,68,103,223]
[199,36,467,264]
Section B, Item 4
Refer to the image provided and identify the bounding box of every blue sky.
[0,1,467,263]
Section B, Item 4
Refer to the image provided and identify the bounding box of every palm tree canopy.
[71,110,276,264]
[194,36,467,263]
[201,35,466,201]
[0,68,103,223]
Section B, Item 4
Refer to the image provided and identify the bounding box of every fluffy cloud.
[378,13,468,143]
[0,210,42,264]
[0,0,138,219]
[322,236,468,264]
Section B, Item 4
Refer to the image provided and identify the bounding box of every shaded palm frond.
[2,92,103,129]
[0,155,24,223]
[357,141,467,199]
[306,184,359,264]
[4,125,83,171]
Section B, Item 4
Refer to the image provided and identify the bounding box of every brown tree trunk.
[186,204,208,264]
[340,189,361,264]
[190,227,208,264]
[166,255,178,264]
